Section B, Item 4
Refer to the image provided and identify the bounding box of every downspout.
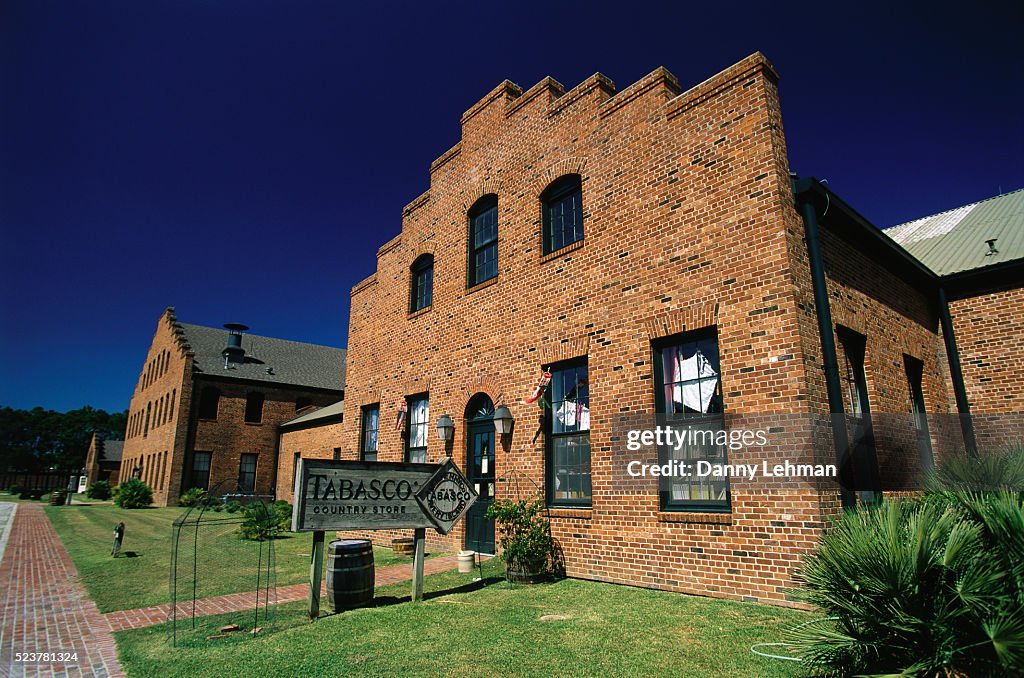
[937,287,978,455]
[792,176,856,509]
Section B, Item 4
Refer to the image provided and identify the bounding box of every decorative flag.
[524,370,553,405]
[395,401,407,432]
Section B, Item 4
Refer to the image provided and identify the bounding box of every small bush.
[177,487,208,507]
[86,480,112,500]
[6,484,24,495]
[485,497,552,576]
[224,500,244,514]
[238,501,292,540]
[19,488,46,500]
[113,478,153,509]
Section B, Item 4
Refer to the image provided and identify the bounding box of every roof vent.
[222,323,249,367]
[985,238,999,256]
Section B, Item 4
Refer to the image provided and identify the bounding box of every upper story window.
[468,195,498,287]
[245,392,265,424]
[198,387,220,420]
[545,359,591,507]
[653,329,729,512]
[837,327,870,416]
[409,254,434,313]
[541,174,583,255]
[405,395,429,464]
[361,404,380,462]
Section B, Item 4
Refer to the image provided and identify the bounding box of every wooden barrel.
[326,539,374,611]
[50,490,67,506]
[392,537,414,556]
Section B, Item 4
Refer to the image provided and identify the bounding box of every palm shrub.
[238,501,291,540]
[113,478,153,508]
[485,497,552,580]
[86,480,112,500]
[790,493,1024,676]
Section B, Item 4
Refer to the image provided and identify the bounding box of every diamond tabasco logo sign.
[291,458,477,534]
[416,458,478,534]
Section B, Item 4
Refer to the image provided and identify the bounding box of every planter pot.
[392,538,414,556]
[505,567,547,584]
[458,550,475,573]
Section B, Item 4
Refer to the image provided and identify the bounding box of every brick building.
[83,434,123,486]
[276,400,345,501]
[290,53,1019,606]
[121,308,344,506]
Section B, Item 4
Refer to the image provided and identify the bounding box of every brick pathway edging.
[0,502,124,678]
[104,553,464,632]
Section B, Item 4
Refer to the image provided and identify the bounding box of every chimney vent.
[985,238,999,256]
[223,323,249,367]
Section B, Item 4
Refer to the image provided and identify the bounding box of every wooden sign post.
[293,458,477,617]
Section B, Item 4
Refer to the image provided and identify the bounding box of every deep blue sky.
[1,1,1021,414]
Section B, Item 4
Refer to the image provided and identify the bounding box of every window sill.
[466,277,498,295]
[244,421,263,426]
[546,507,592,519]
[540,239,584,264]
[658,511,732,525]
[408,306,432,319]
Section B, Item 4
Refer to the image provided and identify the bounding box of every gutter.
[791,175,856,509]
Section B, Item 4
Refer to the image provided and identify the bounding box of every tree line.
[0,406,128,472]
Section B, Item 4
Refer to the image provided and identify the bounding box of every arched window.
[541,174,584,255]
[409,254,434,313]
[468,195,498,287]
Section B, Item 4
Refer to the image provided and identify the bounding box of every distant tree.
[0,406,128,472]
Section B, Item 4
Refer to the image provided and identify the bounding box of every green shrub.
[19,488,46,500]
[177,487,208,507]
[6,484,24,495]
[224,500,244,514]
[790,493,1024,675]
[927,444,1024,495]
[86,480,112,500]
[113,478,153,509]
[485,497,552,576]
[238,501,290,541]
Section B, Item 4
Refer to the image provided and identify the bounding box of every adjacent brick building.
[887,189,1024,448]
[121,308,344,506]
[83,434,123,486]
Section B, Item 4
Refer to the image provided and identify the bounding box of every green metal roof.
[885,188,1024,276]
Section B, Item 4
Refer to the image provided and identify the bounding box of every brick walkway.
[0,502,123,678]
[104,552,463,632]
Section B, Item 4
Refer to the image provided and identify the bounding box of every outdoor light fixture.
[436,414,455,442]
[493,405,514,435]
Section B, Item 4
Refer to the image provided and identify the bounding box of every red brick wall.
[275,420,345,502]
[121,308,194,506]
[332,54,960,606]
[187,381,339,499]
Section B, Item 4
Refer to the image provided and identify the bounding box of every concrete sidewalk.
[0,502,123,678]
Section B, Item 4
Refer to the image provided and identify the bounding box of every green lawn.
[115,558,811,677]
[44,503,435,612]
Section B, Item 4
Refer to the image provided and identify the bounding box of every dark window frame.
[409,254,434,313]
[468,194,499,287]
[544,358,592,508]
[245,391,265,424]
[360,404,380,462]
[404,394,429,464]
[652,328,731,513]
[198,386,220,421]
[191,451,212,491]
[238,453,257,492]
[541,174,584,255]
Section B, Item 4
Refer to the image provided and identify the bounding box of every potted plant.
[485,497,552,583]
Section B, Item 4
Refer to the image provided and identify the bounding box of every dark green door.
[465,422,495,554]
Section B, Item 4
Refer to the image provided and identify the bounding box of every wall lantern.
[436,414,455,442]
[493,405,514,435]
